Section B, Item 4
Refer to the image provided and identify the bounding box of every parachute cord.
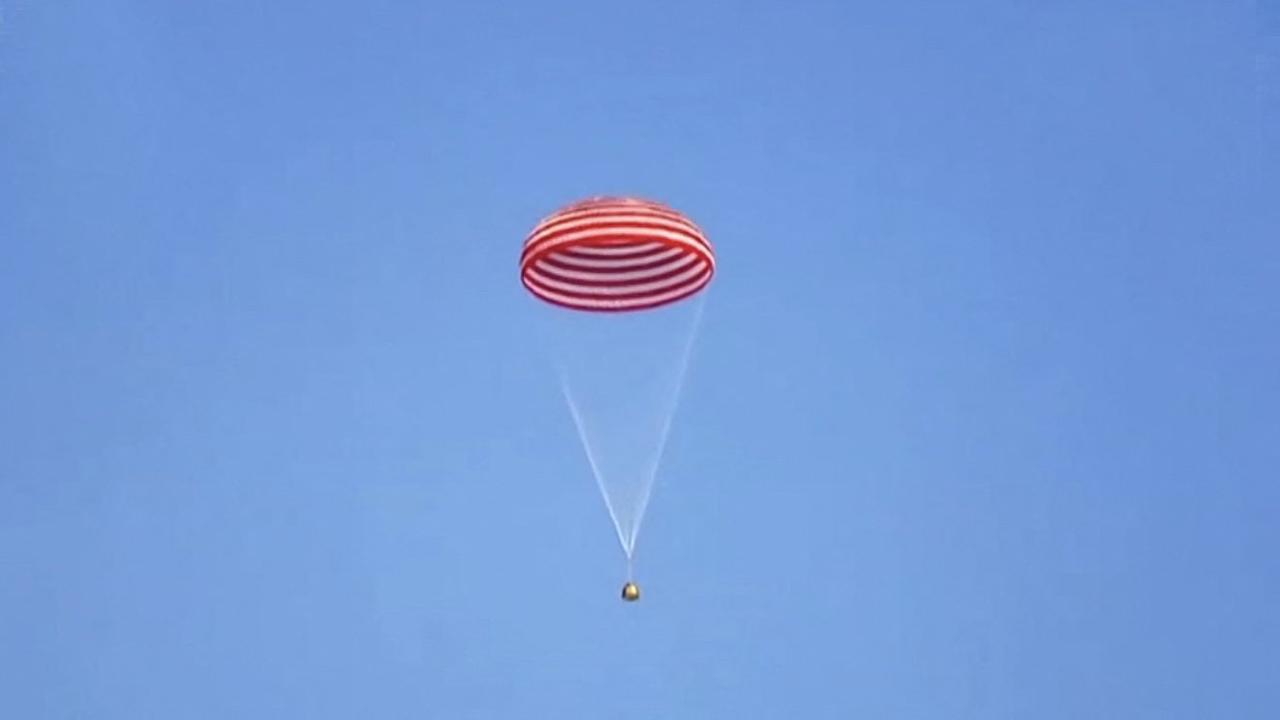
[558,371,630,555]
[548,291,710,587]
[625,293,708,554]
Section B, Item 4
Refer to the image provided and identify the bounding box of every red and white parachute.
[520,196,715,576]
[520,197,715,312]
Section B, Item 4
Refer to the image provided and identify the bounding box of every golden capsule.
[621,582,640,602]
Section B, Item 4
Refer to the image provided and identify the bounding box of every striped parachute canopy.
[520,197,715,312]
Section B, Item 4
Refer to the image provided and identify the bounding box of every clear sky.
[2,1,1278,717]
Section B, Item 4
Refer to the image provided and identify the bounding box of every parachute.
[520,196,715,312]
[520,197,716,594]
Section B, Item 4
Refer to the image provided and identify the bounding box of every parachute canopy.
[520,197,716,312]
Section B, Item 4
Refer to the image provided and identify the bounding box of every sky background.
[2,1,1279,717]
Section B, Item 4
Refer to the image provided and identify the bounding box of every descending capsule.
[621,582,640,602]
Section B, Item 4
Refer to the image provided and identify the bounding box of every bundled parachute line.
[556,295,706,559]
[520,197,716,587]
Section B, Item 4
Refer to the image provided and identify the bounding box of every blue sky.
[2,1,1278,717]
